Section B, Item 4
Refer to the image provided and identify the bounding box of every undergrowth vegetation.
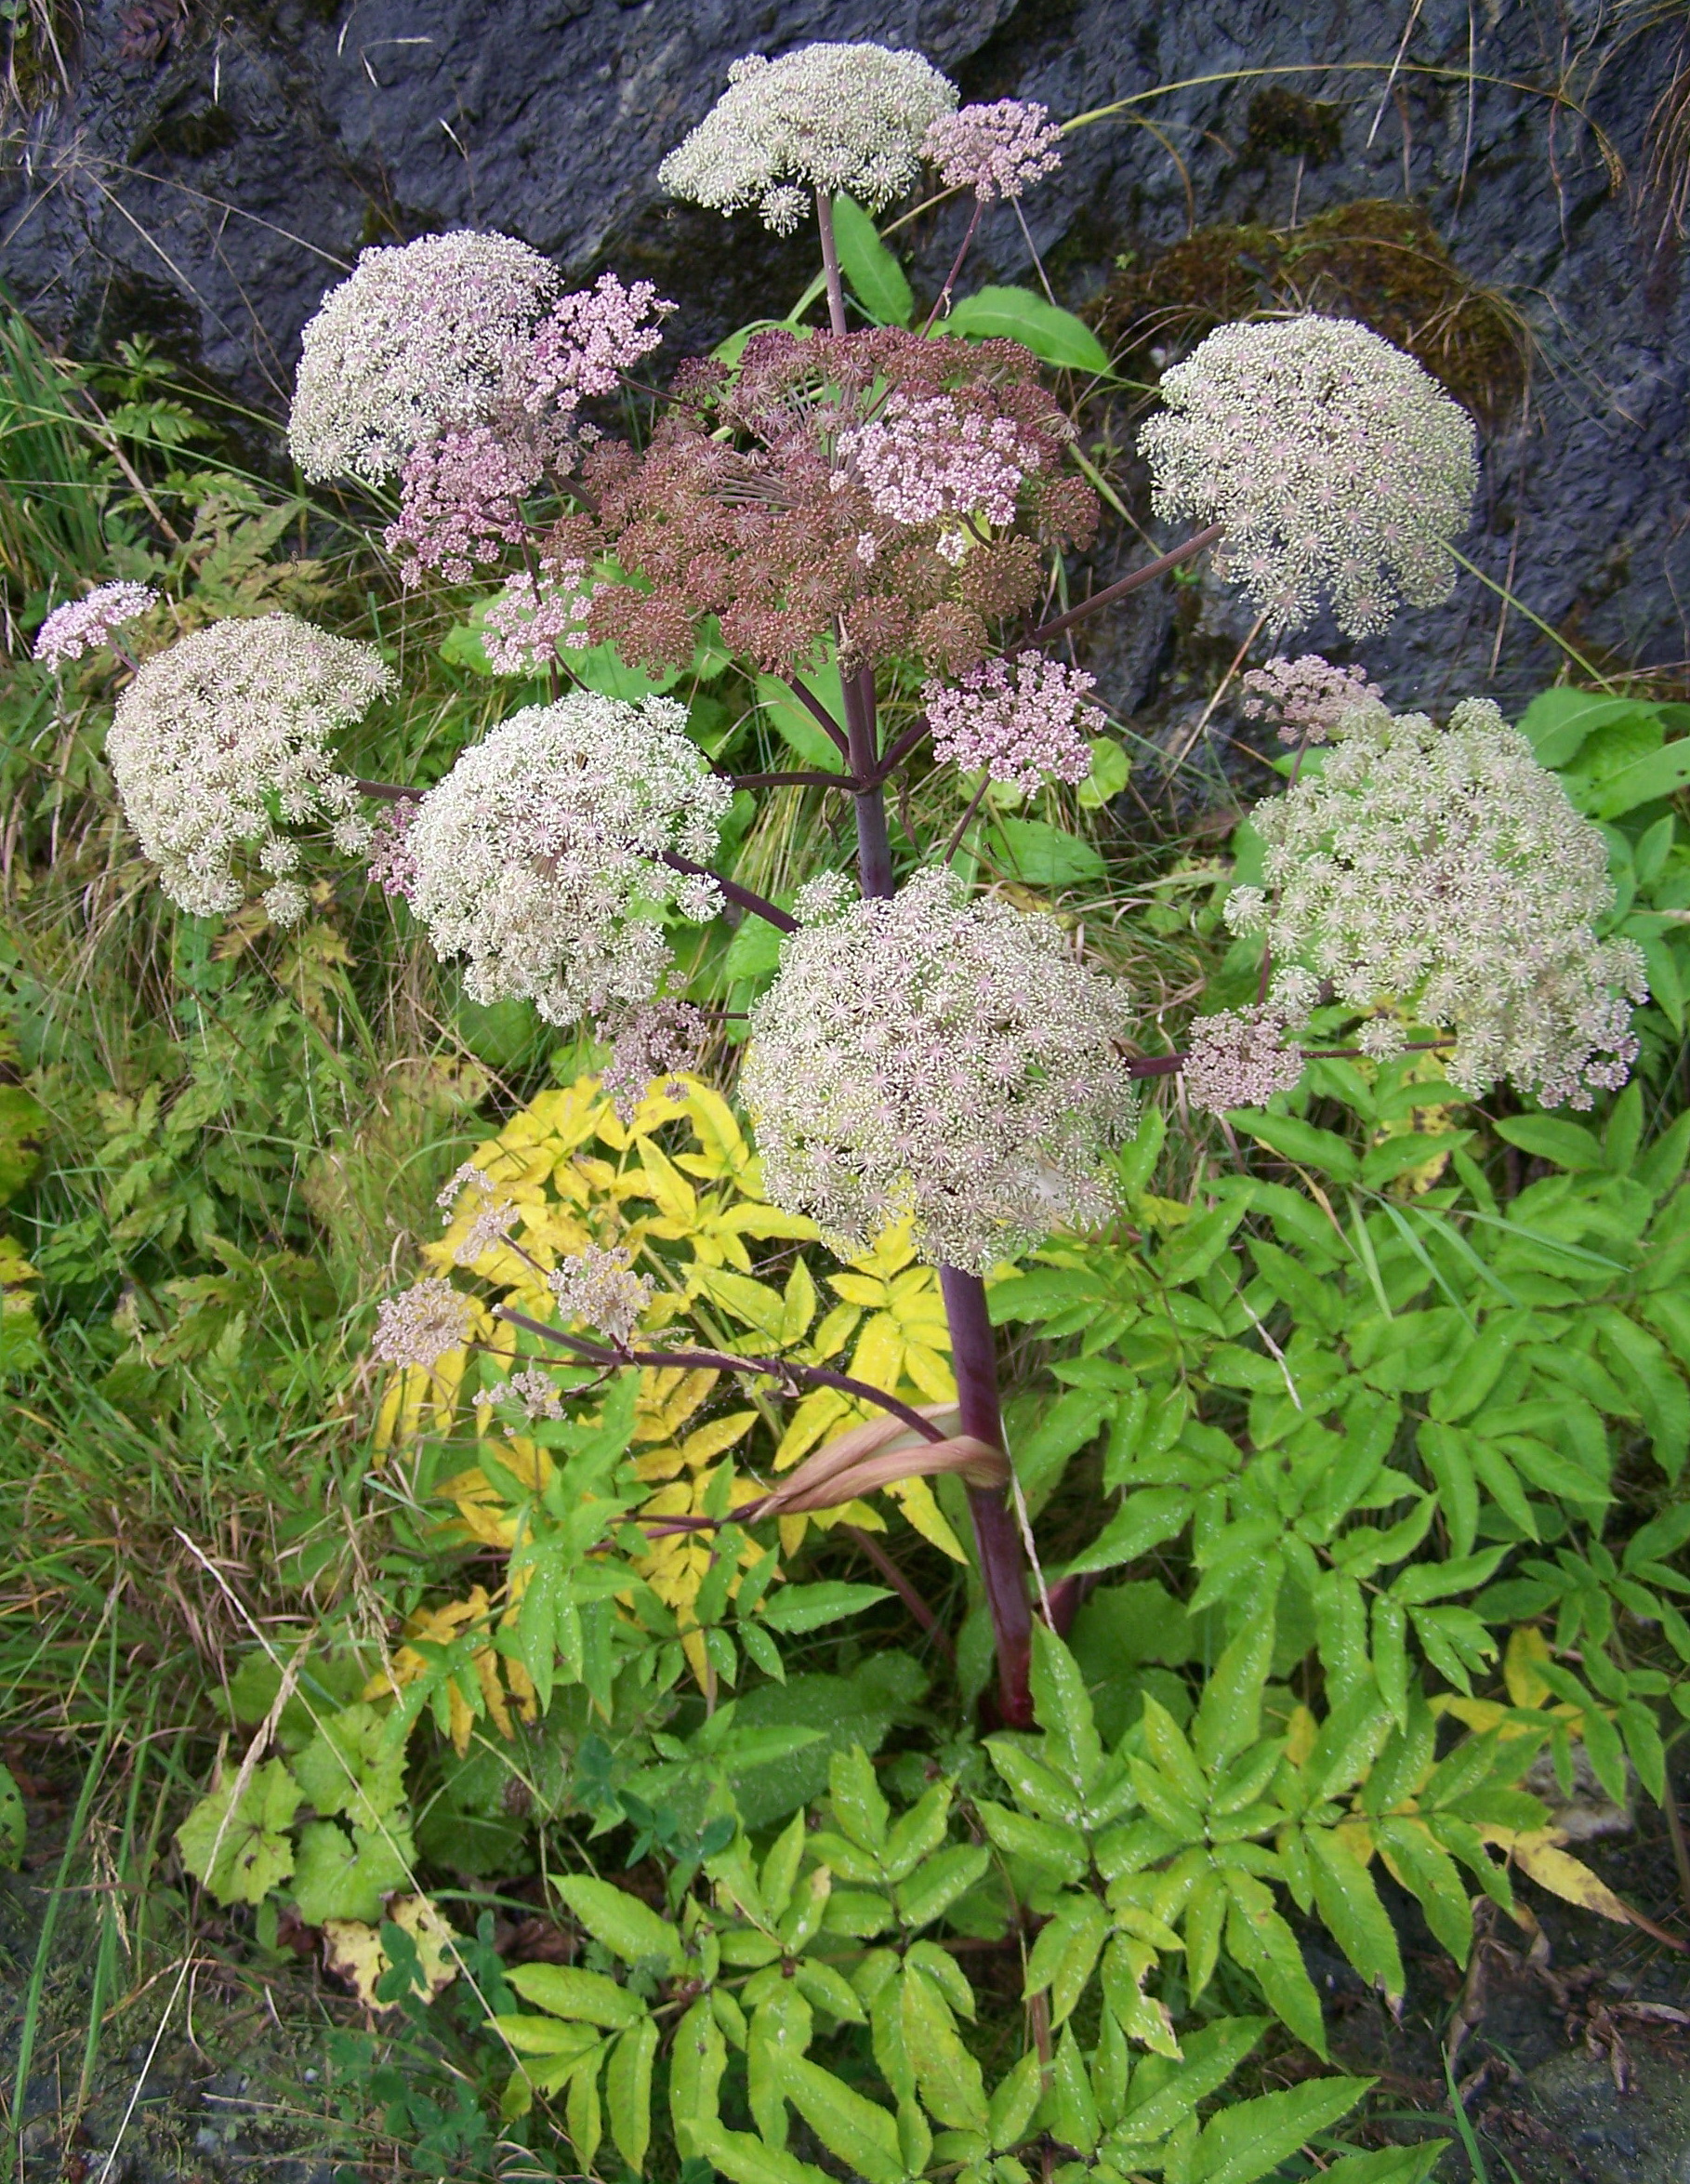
[2,37,1689,2184]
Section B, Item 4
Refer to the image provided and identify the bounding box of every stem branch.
[660,852,797,933]
[815,191,850,338]
[940,1266,1034,1727]
[1028,523,1223,643]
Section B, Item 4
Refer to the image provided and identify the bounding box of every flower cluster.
[403,691,733,1025]
[384,426,542,586]
[924,651,1102,792]
[1182,1003,1308,1114]
[372,1277,473,1368]
[503,1367,564,1422]
[509,273,673,415]
[288,232,559,483]
[33,582,158,668]
[1234,697,1646,1107]
[922,99,1063,202]
[108,614,392,921]
[595,998,709,1120]
[1240,654,1387,744]
[480,565,596,673]
[575,326,1094,677]
[366,800,420,899]
[1139,314,1478,636]
[658,43,957,233]
[834,392,1044,555]
[548,1245,654,1345]
[744,867,1136,1271]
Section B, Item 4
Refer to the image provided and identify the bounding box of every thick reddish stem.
[940,1265,1034,1728]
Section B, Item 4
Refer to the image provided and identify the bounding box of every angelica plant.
[88,37,1647,1747]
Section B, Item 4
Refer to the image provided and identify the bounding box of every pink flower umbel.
[385,427,542,586]
[925,651,1102,793]
[1241,655,1386,744]
[33,582,157,668]
[923,99,1063,202]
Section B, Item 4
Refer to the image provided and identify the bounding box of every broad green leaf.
[1516,687,1642,768]
[290,1819,411,1926]
[1374,1817,1472,1965]
[690,2124,833,2184]
[506,1963,649,2028]
[757,660,850,773]
[780,2053,905,2184]
[831,194,914,326]
[1063,1489,1192,1576]
[1491,1114,1606,1171]
[984,816,1106,886]
[1047,2026,1101,2155]
[1319,2146,1446,2184]
[558,1876,683,1971]
[177,1760,300,1906]
[607,2016,659,2173]
[1224,1880,1327,2056]
[670,1998,726,2157]
[760,1582,891,1634]
[940,285,1113,374]
[1112,2018,1266,2142]
[988,2052,1045,2151]
[1190,2075,1373,2184]
[830,1745,890,1852]
[893,1843,990,1927]
[1586,739,1690,817]
[1192,1609,1275,1775]
[902,1963,990,2132]
[1305,1826,1404,2000]
[1234,1113,1359,1185]
[1078,736,1131,811]
[1030,1624,1103,1789]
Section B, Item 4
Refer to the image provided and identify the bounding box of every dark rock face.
[6,0,1688,705]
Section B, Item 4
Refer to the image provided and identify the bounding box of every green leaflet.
[556,1876,683,1971]
[1187,2075,1373,2184]
[779,2054,906,2184]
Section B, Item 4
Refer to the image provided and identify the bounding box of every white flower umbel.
[404,692,733,1025]
[288,232,558,483]
[744,867,1136,1272]
[1234,697,1647,1108]
[108,615,392,920]
[659,43,957,233]
[33,582,158,668]
[1139,314,1478,637]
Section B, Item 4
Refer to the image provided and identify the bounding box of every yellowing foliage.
[372,1073,966,1699]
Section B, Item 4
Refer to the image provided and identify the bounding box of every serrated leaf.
[558,1875,683,1970]
[899,1964,990,2133]
[670,1997,726,2157]
[1305,1826,1404,2001]
[690,2124,833,2184]
[761,1582,891,1634]
[780,2053,906,2184]
[1190,2076,1372,2184]
[608,2015,658,2173]
[507,1962,648,2027]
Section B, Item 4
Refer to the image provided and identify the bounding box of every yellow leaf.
[848,1313,906,1397]
[830,1273,892,1310]
[776,1386,850,1470]
[1284,1704,1319,1768]
[1510,1831,1647,1927]
[779,1259,817,1348]
[846,1217,919,1279]
[901,1342,957,1404]
[806,1304,862,1362]
[681,1413,761,1467]
[638,1140,698,1224]
[1504,1626,1554,1710]
[886,1476,967,1563]
[324,1895,461,2008]
[690,1266,786,1343]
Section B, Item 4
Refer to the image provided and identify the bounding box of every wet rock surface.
[2,0,1688,706]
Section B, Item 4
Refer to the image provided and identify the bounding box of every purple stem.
[919,201,984,338]
[867,713,932,787]
[728,770,857,791]
[842,664,894,899]
[497,1308,947,1445]
[1029,523,1224,643]
[940,1266,1034,1728]
[357,778,424,803]
[815,191,851,338]
[660,851,797,933]
[785,675,852,760]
